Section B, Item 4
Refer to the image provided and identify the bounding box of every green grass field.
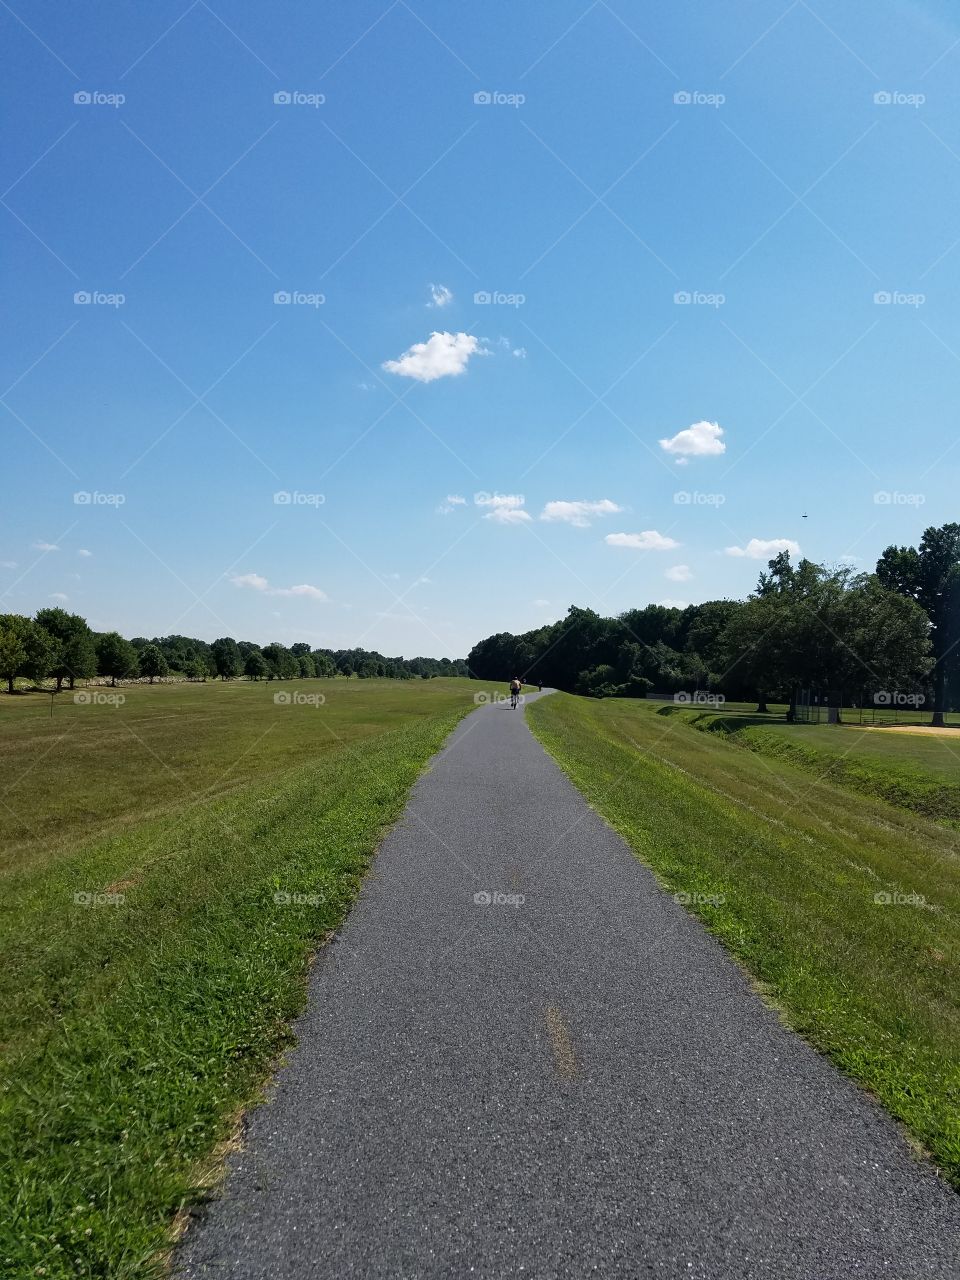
[0,676,517,1279]
[658,702,960,825]
[527,692,960,1189]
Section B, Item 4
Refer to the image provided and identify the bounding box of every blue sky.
[3,1,960,658]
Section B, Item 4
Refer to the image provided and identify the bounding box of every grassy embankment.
[0,676,500,1278]
[527,692,960,1188]
[661,702,960,826]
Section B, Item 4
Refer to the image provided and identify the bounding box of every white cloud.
[1,560,17,568]
[659,420,726,462]
[533,598,551,607]
[428,283,453,308]
[382,331,484,383]
[231,572,270,591]
[605,531,680,551]
[77,549,92,558]
[50,592,68,601]
[725,538,800,560]
[475,493,531,524]
[33,541,59,552]
[513,347,527,359]
[273,584,327,600]
[487,505,532,524]
[231,572,327,600]
[658,598,688,609]
[665,564,693,582]
[540,498,621,528]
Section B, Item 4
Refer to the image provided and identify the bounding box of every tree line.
[0,608,468,693]
[467,524,960,725]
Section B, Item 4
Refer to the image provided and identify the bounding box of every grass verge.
[527,692,960,1188]
[0,679,485,1278]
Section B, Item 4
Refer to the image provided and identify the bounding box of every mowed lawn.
[527,693,960,1189]
[0,677,497,1279]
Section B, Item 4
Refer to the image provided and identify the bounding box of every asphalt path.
[177,690,960,1279]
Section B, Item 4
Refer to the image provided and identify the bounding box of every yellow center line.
[545,1005,578,1080]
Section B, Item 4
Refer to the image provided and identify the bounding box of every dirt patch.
[848,724,960,738]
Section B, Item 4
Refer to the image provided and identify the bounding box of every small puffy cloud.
[658,598,687,609]
[231,572,270,591]
[33,541,59,552]
[725,537,800,560]
[659,420,725,462]
[232,572,326,600]
[487,505,532,525]
[273,584,327,600]
[50,592,68,601]
[475,493,531,524]
[77,548,93,557]
[428,283,453,308]
[533,598,551,607]
[540,498,622,528]
[382,331,484,383]
[665,564,693,582]
[513,347,527,359]
[605,531,680,551]
[1,560,17,568]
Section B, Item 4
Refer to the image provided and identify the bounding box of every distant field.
[0,676,509,1279]
[527,693,960,1189]
[658,702,960,824]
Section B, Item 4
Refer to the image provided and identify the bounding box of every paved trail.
[178,692,960,1279]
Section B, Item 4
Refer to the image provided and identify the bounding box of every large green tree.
[34,607,96,691]
[138,644,169,684]
[0,614,34,693]
[211,637,241,680]
[244,650,268,681]
[95,631,138,686]
[877,523,960,725]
